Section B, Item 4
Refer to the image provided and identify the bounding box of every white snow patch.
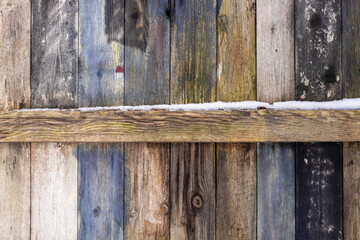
[14,98,360,112]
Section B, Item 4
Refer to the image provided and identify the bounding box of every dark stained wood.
[2,109,360,143]
[124,0,170,238]
[343,1,360,239]
[257,0,295,238]
[170,143,215,239]
[0,0,31,238]
[170,0,216,238]
[31,0,78,238]
[295,1,342,238]
[78,0,125,239]
[216,0,256,239]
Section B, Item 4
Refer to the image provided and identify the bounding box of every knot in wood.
[192,194,203,209]
[130,210,138,219]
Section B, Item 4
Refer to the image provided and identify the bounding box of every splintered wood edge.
[0,110,359,142]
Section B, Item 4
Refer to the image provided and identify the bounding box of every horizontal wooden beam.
[0,109,359,142]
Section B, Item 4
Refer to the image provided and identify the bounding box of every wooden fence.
[0,0,359,239]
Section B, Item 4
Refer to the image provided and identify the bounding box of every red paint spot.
[116,66,124,73]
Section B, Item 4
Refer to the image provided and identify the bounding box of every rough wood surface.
[295,1,342,238]
[170,1,216,239]
[124,0,170,239]
[31,143,77,239]
[78,0,125,239]
[170,143,215,239]
[216,0,256,239]
[0,1,30,239]
[2,110,360,142]
[31,0,78,239]
[216,143,256,239]
[78,144,124,239]
[343,1,360,239]
[257,0,295,239]
[343,143,360,240]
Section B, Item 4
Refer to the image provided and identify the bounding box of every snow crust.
[15,98,360,112]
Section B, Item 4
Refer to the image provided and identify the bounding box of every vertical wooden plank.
[170,0,216,239]
[0,0,30,239]
[124,0,170,239]
[295,0,342,239]
[31,0,78,239]
[31,144,78,239]
[216,0,256,239]
[343,1,360,239]
[78,0,124,239]
[257,0,295,239]
[78,144,124,239]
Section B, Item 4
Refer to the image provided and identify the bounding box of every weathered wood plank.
[124,0,170,238]
[257,0,295,239]
[31,143,77,239]
[216,143,256,239]
[216,0,256,239]
[0,0,30,239]
[2,110,360,142]
[170,0,216,239]
[343,1,360,239]
[170,143,215,239]
[78,144,124,239]
[295,0,342,239]
[31,0,78,239]
[78,0,125,239]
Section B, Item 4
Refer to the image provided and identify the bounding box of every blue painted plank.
[78,0,125,239]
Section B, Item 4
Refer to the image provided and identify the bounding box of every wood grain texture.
[0,1,30,239]
[170,143,215,239]
[31,1,78,239]
[296,1,342,238]
[125,143,169,239]
[257,0,295,239]
[217,0,256,102]
[78,144,124,239]
[343,1,360,239]
[216,143,256,239]
[31,143,77,239]
[32,0,78,108]
[216,0,256,239]
[78,0,125,239]
[170,1,216,239]
[2,110,360,142]
[343,143,360,240]
[124,0,170,239]
[170,0,216,104]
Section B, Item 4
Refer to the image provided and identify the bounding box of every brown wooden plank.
[2,110,360,142]
[0,0,31,238]
[216,0,256,239]
[124,0,170,238]
[343,1,360,239]
[256,0,295,239]
[170,0,217,238]
[31,0,78,239]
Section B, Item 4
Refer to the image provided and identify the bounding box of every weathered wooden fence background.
[0,0,359,239]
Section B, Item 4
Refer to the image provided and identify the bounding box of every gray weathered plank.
[343,1,360,238]
[0,0,31,239]
[295,0,343,239]
[124,0,170,238]
[170,0,216,239]
[257,0,295,239]
[31,0,78,239]
[216,0,256,238]
[78,0,125,239]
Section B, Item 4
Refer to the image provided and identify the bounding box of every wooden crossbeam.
[0,109,359,142]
